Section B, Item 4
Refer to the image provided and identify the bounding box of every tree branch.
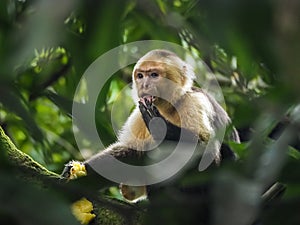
[0,126,144,225]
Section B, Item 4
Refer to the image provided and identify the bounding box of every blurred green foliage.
[0,0,300,225]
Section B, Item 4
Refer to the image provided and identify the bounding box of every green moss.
[96,207,125,225]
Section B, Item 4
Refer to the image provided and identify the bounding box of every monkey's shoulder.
[182,89,215,114]
[153,90,215,136]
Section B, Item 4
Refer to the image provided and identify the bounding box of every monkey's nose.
[142,83,150,89]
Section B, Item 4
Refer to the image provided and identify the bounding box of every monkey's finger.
[138,98,146,107]
[145,98,151,107]
[143,96,154,106]
[152,105,161,117]
[139,102,153,122]
[138,101,150,114]
[139,101,156,118]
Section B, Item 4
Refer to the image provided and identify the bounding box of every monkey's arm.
[61,143,142,180]
[138,95,239,162]
[61,108,153,181]
[138,98,197,142]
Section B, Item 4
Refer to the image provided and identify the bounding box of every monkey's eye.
[137,73,143,79]
[150,72,159,78]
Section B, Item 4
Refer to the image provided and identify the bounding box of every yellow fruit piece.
[69,161,87,180]
[71,198,96,225]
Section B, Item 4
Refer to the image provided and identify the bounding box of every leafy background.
[0,0,299,225]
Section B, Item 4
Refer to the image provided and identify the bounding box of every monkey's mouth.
[139,95,156,106]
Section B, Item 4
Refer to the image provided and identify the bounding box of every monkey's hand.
[138,96,196,141]
[61,160,87,181]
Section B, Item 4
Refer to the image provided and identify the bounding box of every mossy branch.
[0,126,144,225]
[0,126,60,179]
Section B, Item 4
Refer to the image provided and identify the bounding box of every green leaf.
[43,90,74,116]
[0,86,44,142]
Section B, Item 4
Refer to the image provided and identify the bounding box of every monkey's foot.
[120,184,148,203]
[61,160,87,180]
[71,198,96,225]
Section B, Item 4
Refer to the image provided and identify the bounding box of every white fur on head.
[131,49,195,103]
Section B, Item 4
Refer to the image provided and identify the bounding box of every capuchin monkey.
[62,49,240,204]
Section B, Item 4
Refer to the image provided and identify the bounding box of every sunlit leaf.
[0,86,44,142]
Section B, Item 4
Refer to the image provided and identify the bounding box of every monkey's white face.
[133,61,166,102]
[132,58,190,106]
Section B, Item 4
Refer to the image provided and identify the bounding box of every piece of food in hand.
[61,160,87,180]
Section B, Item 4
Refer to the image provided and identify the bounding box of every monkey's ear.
[181,66,187,82]
[181,63,195,91]
[131,82,140,103]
